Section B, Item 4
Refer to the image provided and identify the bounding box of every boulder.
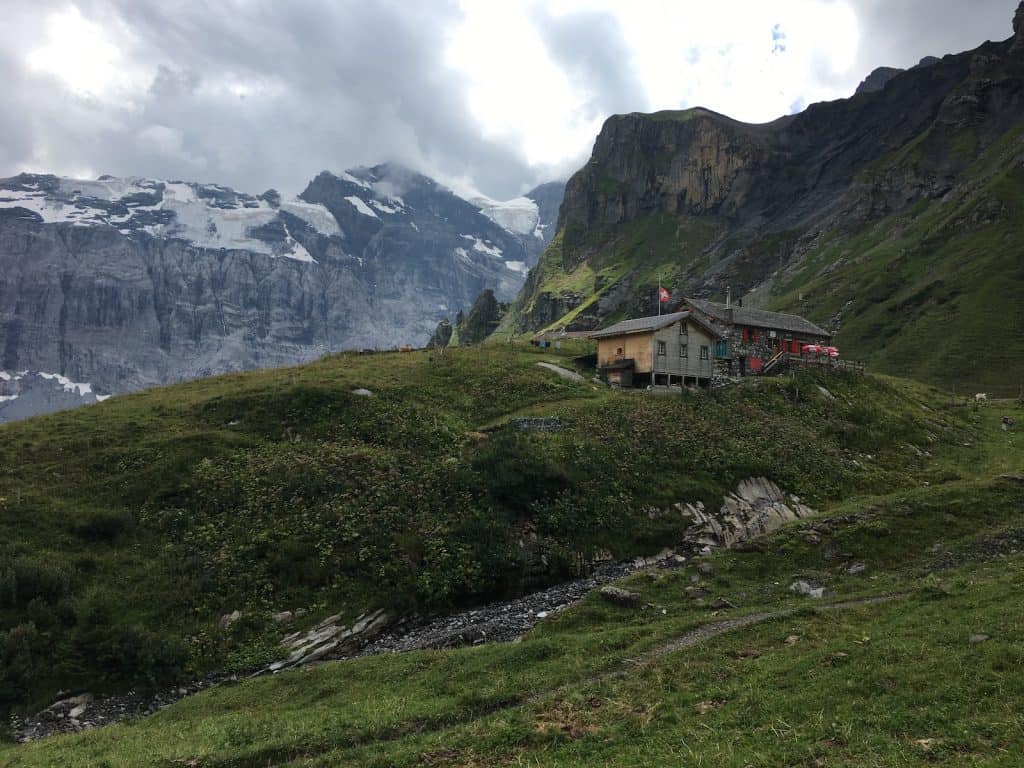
[789,580,828,599]
[219,610,243,630]
[598,586,641,607]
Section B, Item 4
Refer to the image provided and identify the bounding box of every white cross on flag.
[658,287,670,303]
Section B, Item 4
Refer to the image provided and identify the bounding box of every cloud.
[2,0,539,196]
[848,0,1017,74]
[0,0,1019,198]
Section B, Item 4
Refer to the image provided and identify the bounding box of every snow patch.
[280,200,341,237]
[368,199,401,215]
[37,371,93,397]
[468,195,539,235]
[460,234,503,258]
[0,371,9,381]
[344,196,379,219]
[337,170,372,189]
[505,260,529,274]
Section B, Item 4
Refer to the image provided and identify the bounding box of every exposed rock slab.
[678,477,817,551]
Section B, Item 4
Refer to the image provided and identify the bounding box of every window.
[679,323,688,336]
[679,343,688,358]
[714,340,728,358]
[657,341,667,356]
[616,347,623,356]
[700,345,709,360]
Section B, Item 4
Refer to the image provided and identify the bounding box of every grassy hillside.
[2,397,1020,767]
[770,125,1024,394]
[0,343,981,716]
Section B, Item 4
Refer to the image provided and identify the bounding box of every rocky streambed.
[12,476,812,743]
[11,549,684,743]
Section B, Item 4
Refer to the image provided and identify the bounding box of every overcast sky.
[1,0,1018,199]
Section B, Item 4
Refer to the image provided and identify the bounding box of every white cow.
[974,393,987,402]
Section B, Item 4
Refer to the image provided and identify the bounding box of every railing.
[787,353,865,374]
[761,349,788,374]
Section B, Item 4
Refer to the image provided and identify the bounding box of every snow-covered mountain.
[0,164,563,422]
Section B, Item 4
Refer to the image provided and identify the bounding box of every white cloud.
[27,5,135,97]
[446,2,607,167]
[3,0,1019,198]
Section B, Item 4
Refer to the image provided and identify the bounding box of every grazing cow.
[975,393,987,402]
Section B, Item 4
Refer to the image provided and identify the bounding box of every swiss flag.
[658,287,670,303]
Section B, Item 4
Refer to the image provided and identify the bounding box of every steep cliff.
[513,5,1024,390]
[0,166,562,421]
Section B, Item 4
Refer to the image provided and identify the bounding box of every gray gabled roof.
[686,298,829,337]
[589,311,721,339]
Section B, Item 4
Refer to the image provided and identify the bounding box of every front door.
[739,356,747,377]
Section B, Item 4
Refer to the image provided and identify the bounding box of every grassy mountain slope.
[509,16,1024,392]
[0,343,980,716]
[769,125,1024,390]
[3,398,1020,767]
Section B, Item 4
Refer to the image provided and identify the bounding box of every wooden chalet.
[590,311,722,388]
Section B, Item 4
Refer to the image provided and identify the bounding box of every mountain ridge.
[0,164,564,422]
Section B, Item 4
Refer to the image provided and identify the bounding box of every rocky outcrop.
[678,477,816,552]
[1013,1,1024,53]
[428,318,453,348]
[455,288,504,345]
[263,608,392,674]
[855,66,904,95]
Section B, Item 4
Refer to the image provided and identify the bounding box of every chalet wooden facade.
[590,311,721,388]
[683,297,831,377]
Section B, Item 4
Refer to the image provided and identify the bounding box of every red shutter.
[741,328,749,341]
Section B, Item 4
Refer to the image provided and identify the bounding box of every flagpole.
[658,272,662,317]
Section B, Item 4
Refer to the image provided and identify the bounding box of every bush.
[0,556,74,609]
[72,510,131,542]
[0,622,42,704]
[96,625,190,686]
[469,432,569,513]
[72,587,190,686]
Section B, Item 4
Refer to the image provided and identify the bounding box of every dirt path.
[538,592,909,698]
[536,361,586,382]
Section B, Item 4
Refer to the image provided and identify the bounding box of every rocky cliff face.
[513,4,1024,389]
[0,166,563,421]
